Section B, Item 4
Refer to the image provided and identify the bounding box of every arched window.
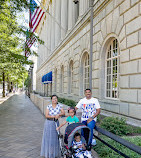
[80,52,90,96]
[54,68,57,92]
[106,39,120,99]
[83,53,90,90]
[60,66,64,93]
[69,60,73,94]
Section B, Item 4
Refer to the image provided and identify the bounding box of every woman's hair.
[74,132,81,138]
[51,94,58,100]
[68,107,76,115]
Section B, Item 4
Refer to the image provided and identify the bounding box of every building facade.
[36,0,141,123]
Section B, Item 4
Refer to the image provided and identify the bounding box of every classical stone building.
[36,0,141,124]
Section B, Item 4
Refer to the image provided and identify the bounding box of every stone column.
[55,0,61,47]
[46,15,49,57]
[68,0,73,30]
[61,0,68,40]
[85,0,90,11]
[79,0,83,17]
[44,19,47,61]
[40,30,43,65]
[79,0,87,17]
[44,18,47,59]
[51,0,55,51]
[73,2,79,24]
[48,4,52,54]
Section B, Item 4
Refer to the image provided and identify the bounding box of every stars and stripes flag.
[25,29,36,57]
[25,44,30,57]
[29,0,45,33]
[25,0,45,57]
[26,31,36,48]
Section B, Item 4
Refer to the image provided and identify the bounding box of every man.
[75,89,101,145]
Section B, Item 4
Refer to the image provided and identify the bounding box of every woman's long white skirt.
[40,119,60,158]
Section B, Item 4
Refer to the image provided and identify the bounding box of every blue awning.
[47,71,52,83]
[42,75,45,83]
[44,74,48,83]
[43,71,52,84]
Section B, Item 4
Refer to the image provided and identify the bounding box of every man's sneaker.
[91,139,96,146]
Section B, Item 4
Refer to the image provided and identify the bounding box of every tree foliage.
[0,0,32,96]
[0,0,28,12]
[24,75,31,88]
[0,0,44,97]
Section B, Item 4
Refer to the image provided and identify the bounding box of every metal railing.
[94,125,141,158]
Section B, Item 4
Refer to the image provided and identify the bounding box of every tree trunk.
[11,82,13,92]
[7,80,10,93]
[2,72,5,97]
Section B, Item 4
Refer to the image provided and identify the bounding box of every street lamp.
[30,64,34,69]
[73,0,79,4]
[73,0,94,89]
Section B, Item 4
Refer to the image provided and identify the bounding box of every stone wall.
[36,0,141,122]
[30,93,52,115]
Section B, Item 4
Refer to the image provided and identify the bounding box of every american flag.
[25,42,30,57]
[25,0,45,57]
[25,29,36,57]
[29,0,45,33]
[26,34,36,48]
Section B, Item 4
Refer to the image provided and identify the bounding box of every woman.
[40,95,65,158]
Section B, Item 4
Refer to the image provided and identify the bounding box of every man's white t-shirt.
[76,97,100,122]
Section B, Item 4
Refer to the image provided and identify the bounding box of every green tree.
[0,0,44,97]
[0,2,31,97]
[24,76,31,88]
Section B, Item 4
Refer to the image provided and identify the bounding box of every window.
[69,61,73,94]
[106,39,120,99]
[83,53,90,90]
[60,66,64,93]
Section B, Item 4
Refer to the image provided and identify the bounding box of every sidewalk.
[0,92,15,105]
[0,93,45,158]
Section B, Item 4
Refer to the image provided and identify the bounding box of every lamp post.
[29,64,34,93]
[73,0,94,89]
[27,70,31,97]
[30,64,34,92]
[89,0,94,90]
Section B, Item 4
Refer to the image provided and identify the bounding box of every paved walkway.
[0,93,45,158]
[0,93,15,105]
